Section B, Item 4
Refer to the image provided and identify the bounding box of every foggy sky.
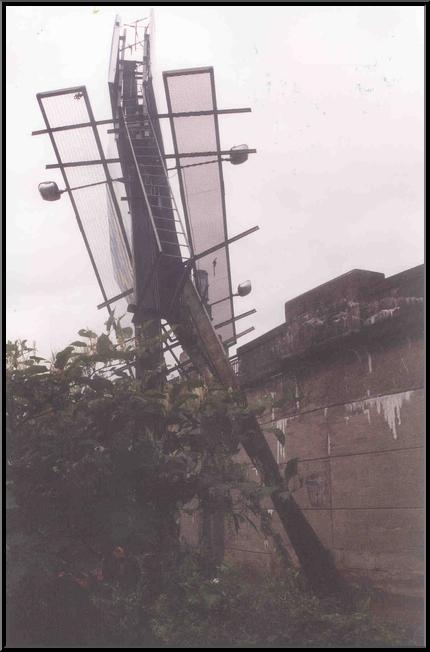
[6,6,424,358]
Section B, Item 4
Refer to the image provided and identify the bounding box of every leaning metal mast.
[33,13,344,595]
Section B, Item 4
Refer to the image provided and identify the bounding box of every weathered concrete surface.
[233,265,424,597]
[330,448,424,509]
[284,269,385,323]
[180,265,424,597]
[237,265,423,389]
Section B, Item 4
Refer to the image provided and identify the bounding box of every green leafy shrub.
[149,553,409,648]
[5,329,256,646]
[6,332,413,648]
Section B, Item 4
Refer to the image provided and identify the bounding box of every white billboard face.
[37,86,134,312]
[164,68,236,345]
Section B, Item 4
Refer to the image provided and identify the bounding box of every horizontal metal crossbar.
[135,172,168,179]
[120,200,180,220]
[154,215,181,223]
[223,326,255,345]
[32,118,115,136]
[161,252,187,260]
[45,149,257,169]
[36,86,87,98]
[46,158,120,169]
[150,107,252,118]
[156,226,185,235]
[97,287,134,310]
[148,203,178,212]
[160,241,189,248]
[146,149,258,160]
[192,226,259,262]
[140,167,165,174]
[214,309,256,330]
[108,108,251,134]
[33,108,251,136]
[131,146,159,151]
[162,340,182,352]
[166,360,194,375]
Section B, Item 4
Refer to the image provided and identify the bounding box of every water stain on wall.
[345,390,413,439]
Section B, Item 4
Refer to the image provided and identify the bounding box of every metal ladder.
[120,65,192,262]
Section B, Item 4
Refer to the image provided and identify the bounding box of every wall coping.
[237,265,424,372]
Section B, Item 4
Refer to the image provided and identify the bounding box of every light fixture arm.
[64,178,125,193]
[208,280,252,307]
[167,144,251,173]
[38,178,124,201]
[208,292,239,308]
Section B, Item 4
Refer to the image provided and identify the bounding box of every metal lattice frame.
[36,86,134,316]
[163,67,238,346]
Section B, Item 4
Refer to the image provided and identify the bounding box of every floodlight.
[38,181,62,201]
[38,178,124,201]
[229,144,249,165]
[237,280,251,296]
[170,145,252,172]
[208,280,252,308]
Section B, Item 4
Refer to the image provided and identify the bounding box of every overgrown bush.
[5,327,264,646]
[5,329,412,647]
[94,549,408,648]
[156,553,416,647]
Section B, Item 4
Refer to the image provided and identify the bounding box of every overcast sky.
[6,5,424,358]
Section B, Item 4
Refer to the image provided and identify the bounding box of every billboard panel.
[163,67,237,346]
[37,86,134,313]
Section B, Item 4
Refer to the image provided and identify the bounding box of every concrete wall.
[181,265,424,597]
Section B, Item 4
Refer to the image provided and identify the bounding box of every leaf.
[139,400,167,416]
[172,393,199,408]
[202,591,222,608]
[233,481,259,496]
[70,341,88,348]
[250,404,266,417]
[29,355,47,363]
[96,333,114,356]
[105,313,115,333]
[113,369,129,378]
[78,329,97,339]
[253,486,277,499]
[54,347,74,370]
[284,457,299,484]
[112,350,135,362]
[88,375,113,391]
[187,377,205,390]
[121,327,133,339]
[143,390,168,400]
[77,352,108,364]
[24,365,49,375]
